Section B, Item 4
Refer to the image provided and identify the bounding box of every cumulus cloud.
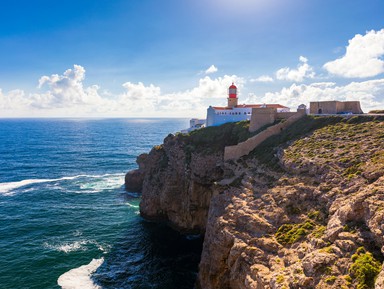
[205,65,218,74]
[245,79,384,112]
[35,64,105,109]
[0,64,247,118]
[276,56,315,82]
[324,29,384,78]
[250,75,274,82]
[118,82,161,113]
[3,63,384,118]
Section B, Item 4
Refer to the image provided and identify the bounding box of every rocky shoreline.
[126,116,384,288]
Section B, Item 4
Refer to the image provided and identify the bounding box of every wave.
[0,173,124,196]
[78,174,124,193]
[125,202,139,209]
[43,240,88,253]
[43,240,109,254]
[57,258,104,289]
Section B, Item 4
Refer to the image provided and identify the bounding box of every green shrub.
[311,225,326,238]
[349,247,381,289]
[275,220,315,245]
[182,120,251,154]
[325,276,337,284]
[276,275,285,284]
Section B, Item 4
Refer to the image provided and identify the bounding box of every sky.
[0,0,384,118]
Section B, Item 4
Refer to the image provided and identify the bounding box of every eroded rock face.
[125,118,384,288]
[125,153,148,192]
[130,134,224,234]
[197,119,384,289]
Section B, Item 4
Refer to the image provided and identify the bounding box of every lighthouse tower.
[227,83,238,108]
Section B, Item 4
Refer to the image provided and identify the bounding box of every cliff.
[127,121,252,234]
[125,115,384,288]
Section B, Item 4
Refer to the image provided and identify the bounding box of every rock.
[302,251,337,276]
[124,153,148,192]
[138,134,224,234]
[124,169,144,192]
[376,266,384,289]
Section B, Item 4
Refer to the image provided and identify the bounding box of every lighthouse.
[227,83,238,108]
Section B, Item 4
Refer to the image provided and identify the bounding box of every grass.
[249,115,345,168]
[249,115,384,170]
[178,120,252,156]
[368,110,384,114]
[325,276,337,284]
[275,220,315,245]
[349,247,382,289]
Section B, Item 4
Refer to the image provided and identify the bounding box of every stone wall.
[276,112,297,119]
[249,108,277,133]
[224,111,305,161]
[249,108,298,133]
[309,101,363,114]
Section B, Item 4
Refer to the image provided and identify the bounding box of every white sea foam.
[57,258,104,289]
[0,176,83,195]
[0,179,55,195]
[44,241,88,253]
[125,202,139,209]
[44,239,109,254]
[0,173,124,195]
[79,175,123,192]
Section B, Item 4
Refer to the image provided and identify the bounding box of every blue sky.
[0,0,384,117]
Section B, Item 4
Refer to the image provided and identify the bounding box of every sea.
[0,118,203,289]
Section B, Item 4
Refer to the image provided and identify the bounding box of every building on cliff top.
[206,83,290,127]
[309,101,363,114]
[181,83,290,133]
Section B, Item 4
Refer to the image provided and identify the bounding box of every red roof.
[229,83,237,89]
[212,104,289,110]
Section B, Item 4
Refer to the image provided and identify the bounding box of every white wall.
[206,106,252,126]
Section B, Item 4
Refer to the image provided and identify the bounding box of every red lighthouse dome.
[228,83,237,99]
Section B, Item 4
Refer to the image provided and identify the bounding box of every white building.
[181,118,206,134]
[206,83,289,127]
[181,83,290,133]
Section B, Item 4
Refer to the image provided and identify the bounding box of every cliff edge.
[126,121,252,234]
[126,115,384,288]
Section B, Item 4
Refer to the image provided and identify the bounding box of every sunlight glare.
[209,0,280,15]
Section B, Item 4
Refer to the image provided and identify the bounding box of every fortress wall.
[224,111,305,161]
[309,101,363,114]
[276,112,297,119]
[249,108,277,133]
[342,101,364,114]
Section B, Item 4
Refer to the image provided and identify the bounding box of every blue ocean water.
[0,118,202,289]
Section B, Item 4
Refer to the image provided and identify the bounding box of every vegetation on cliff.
[127,114,384,288]
[251,115,384,169]
[198,115,384,289]
[178,120,252,154]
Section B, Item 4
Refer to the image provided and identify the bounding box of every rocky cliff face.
[138,134,224,234]
[125,116,384,288]
[197,116,384,289]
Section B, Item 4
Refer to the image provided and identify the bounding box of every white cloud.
[3,64,384,118]
[205,65,218,74]
[324,29,384,78]
[250,75,274,82]
[276,56,315,82]
[35,64,105,108]
[245,79,384,112]
[0,65,246,118]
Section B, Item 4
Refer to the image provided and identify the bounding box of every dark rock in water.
[124,169,144,192]
[125,153,149,192]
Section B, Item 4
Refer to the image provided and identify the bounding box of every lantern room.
[227,83,238,108]
[228,83,237,98]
